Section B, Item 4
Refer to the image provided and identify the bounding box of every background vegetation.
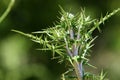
[0,0,120,80]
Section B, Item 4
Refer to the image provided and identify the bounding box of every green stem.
[0,0,15,24]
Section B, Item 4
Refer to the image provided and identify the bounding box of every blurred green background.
[0,0,120,80]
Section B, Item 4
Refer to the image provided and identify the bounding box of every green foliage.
[12,7,120,80]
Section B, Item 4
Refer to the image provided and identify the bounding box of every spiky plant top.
[12,8,120,80]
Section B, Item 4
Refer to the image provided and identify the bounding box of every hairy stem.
[73,61,83,80]
[64,37,73,57]
[70,28,74,39]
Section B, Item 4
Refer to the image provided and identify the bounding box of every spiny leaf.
[99,8,120,25]
[11,29,38,39]
[86,63,97,69]
[36,48,50,51]
[88,36,98,46]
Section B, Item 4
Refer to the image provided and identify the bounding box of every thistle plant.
[12,7,120,80]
